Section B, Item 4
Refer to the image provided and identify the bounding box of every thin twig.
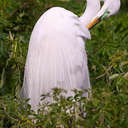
[96,64,113,79]
[9,31,13,41]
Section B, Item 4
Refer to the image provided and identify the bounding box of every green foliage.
[0,0,128,127]
[0,87,128,127]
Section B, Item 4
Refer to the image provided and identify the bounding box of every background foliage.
[0,0,128,127]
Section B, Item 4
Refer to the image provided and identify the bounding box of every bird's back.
[21,7,90,110]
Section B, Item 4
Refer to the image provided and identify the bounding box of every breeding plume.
[21,0,120,110]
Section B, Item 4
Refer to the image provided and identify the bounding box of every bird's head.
[86,0,121,29]
[97,0,121,17]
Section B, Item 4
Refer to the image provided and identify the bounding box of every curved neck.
[79,0,101,26]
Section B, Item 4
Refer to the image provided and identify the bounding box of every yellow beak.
[86,17,101,30]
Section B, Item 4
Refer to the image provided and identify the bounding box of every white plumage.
[95,0,120,18]
[21,0,120,110]
[21,7,91,110]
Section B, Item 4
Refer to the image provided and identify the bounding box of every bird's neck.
[79,0,100,27]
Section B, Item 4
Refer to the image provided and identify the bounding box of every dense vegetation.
[0,0,128,127]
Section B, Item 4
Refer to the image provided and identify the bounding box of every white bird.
[20,0,120,110]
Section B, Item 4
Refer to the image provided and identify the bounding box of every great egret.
[20,0,120,110]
